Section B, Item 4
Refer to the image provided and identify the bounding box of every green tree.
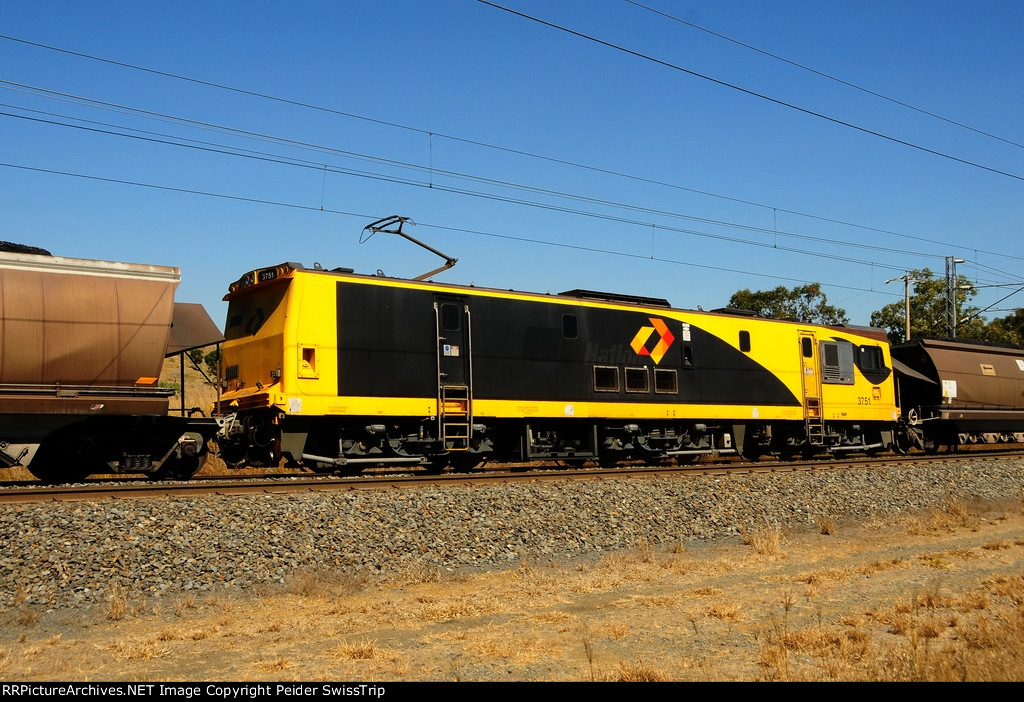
[727,283,848,325]
[203,348,221,381]
[870,268,985,344]
[984,308,1024,347]
[185,346,221,382]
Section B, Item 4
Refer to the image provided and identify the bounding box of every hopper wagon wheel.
[152,454,206,481]
[28,431,98,484]
[27,455,90,484]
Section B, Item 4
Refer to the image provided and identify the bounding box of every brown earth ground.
[1,497,1023,682]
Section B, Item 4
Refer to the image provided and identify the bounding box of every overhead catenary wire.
[477,1,1024,183]
[1,39,1021,266]
[0,108,958,273]
[0,28,1018,316]
[624,0,1024,152]
[3,81,1022,275]
[0,160,904,302]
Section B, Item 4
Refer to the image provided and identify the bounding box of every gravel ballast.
[2,459,1023,609]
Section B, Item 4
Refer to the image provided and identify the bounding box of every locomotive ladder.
[440,384,471,451]
[805,397,825,446]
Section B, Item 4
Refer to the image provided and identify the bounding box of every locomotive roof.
[558,288,671,308]
[226,261,890,339]
[227,261,704,313]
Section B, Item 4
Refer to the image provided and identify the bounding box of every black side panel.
[470,296,585,400]
[336,282,436,397]
[335,280,800,408]
[469,296,799,406]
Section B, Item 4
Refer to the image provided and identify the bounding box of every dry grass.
[333,639,381,660]
[741,521,786,555]
[905,494,980,535]
[816,515,837,535]
[106,639,170,662]
[707,602,742,621]
[2,506,1022,681]
[106,585,139,621]
[160,353,222,418]
[614,659,669,682]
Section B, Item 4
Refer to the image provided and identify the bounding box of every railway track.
[3,448,1023,503]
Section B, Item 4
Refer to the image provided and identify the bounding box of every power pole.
[886,272,918,342]
[945,256,965,338]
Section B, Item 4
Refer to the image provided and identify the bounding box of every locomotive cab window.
[593,366,619,392]
[439,303,461,331]
[625,367,649,393]
[802,337,814,358]
[859,345,883,372]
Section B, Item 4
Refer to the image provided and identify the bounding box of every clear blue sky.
[2,0,1022,327]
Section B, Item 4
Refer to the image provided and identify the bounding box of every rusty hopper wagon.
[0,247,221,482]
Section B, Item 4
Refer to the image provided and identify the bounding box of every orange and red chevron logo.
[630,317,675,365]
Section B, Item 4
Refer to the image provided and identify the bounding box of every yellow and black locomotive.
[214,262,899,469]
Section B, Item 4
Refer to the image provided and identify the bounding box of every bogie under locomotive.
[214,262,901,470]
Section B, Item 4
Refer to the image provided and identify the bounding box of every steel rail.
[2,449,1022,504]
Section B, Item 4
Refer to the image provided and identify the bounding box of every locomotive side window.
[802,337,814,358]
[654,368,678,394]
[594,366,619,392]
[562,313,578,340]
[859,345,883,372]
[682,345,694,368]
[439,303,461,332]
[739,330,751,353]
[625,367,649,393]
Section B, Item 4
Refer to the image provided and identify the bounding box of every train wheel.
[216,440,249,468]
[152,454,205,481]
[422,459,448,474]
[27,458,90,484]
[28,430,98,483]
[891,429,911,455]
[449,456,482,472]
